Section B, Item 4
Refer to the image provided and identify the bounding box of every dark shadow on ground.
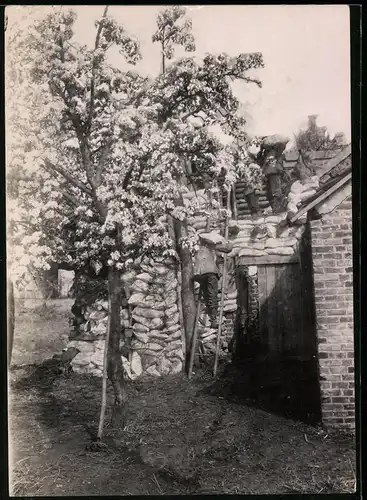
[201,352,322,426]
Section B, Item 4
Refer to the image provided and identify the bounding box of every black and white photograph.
[6,4,359,496]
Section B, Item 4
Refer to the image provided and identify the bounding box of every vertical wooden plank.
[275,265,287,354]
[265,265,277,354]
[257,266,267,347]
[289,263,303,354]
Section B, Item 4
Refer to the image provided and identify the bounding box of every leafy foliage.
[294,115,348,157]
[7,5,265,284]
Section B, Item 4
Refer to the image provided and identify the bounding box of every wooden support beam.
[236,253,299,266]
[289,172,352,224]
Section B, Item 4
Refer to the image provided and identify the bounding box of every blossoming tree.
[7,5,264,425]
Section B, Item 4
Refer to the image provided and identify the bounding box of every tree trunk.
[7,279,15,367]
[174,216,197,367]
[107,267,127,414]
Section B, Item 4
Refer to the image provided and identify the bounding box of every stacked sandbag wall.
[66,256,184,379]
[128,257,184,377]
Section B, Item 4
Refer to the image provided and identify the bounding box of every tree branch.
[43,159,94,197]
[95,140,113,187]
[88,6,109,128]
[56,187,80,206]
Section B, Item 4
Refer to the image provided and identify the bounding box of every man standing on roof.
[257,134,290,214]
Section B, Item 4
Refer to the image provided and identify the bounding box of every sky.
[8,5,351,147]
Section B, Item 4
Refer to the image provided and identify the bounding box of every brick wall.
[310,195,355,430]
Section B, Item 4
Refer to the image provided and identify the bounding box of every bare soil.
[8,299,356,496]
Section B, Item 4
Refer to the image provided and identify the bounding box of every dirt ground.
[8,299,357,496]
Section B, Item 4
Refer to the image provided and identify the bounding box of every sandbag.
[201,333,216,343]
[90,351,104,368]
[199,231,225,246]
[135,272,154,284]
[133,341,163,352]
[132,314,164,330]
[89,310,108,321]
[261,134,289,151]
[128,293,147,306]
[166,312,180,327]
[266,247,294,255]
[165,339,182,352]
[131,351,143,376]
[277,226,290,238]
[166,349,184,361]
[234,240,265,250]
[121,319,130,328]
[265,213,287,224]
[171,359,183,374]
[68,340,94,352]
[287,202,298,214]
[235,228,254,239]
[121,271,136,285]
[133,323,149,333]
[228,247,240,258]
[165,304,178,318]
[165,329,182,341]
[134,331,149,343]
[163,280,179,293]
[146,365,161,377]
[157,357,172,375]
[152,264,172,277]
[223,303,237,312]
[299,189,317,202]
[290,181,303,195]
[288,192,300,204]
[163,290,177,306]
[133,307,165,319]
[94,340,105,351]
[95,299,109,311]
[154,271,176,285]
[266,237,297,248]
[238,248,265,257]
[120,309,129,320]
[131,280,151,293]
[149,330,169,341]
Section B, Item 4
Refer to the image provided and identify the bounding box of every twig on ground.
[153,473,162,493]
[349,458,356,489]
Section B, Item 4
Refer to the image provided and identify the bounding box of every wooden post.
[7,279,15,368]
[188,292,202,379]
[97,290,112,440]
[213,188,231,377]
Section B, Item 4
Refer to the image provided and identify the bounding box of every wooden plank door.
[257,263,315,358]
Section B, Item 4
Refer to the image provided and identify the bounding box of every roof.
[283,148,343,170]
[289,144,352,223]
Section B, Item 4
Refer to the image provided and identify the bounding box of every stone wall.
[309,195,355,430]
